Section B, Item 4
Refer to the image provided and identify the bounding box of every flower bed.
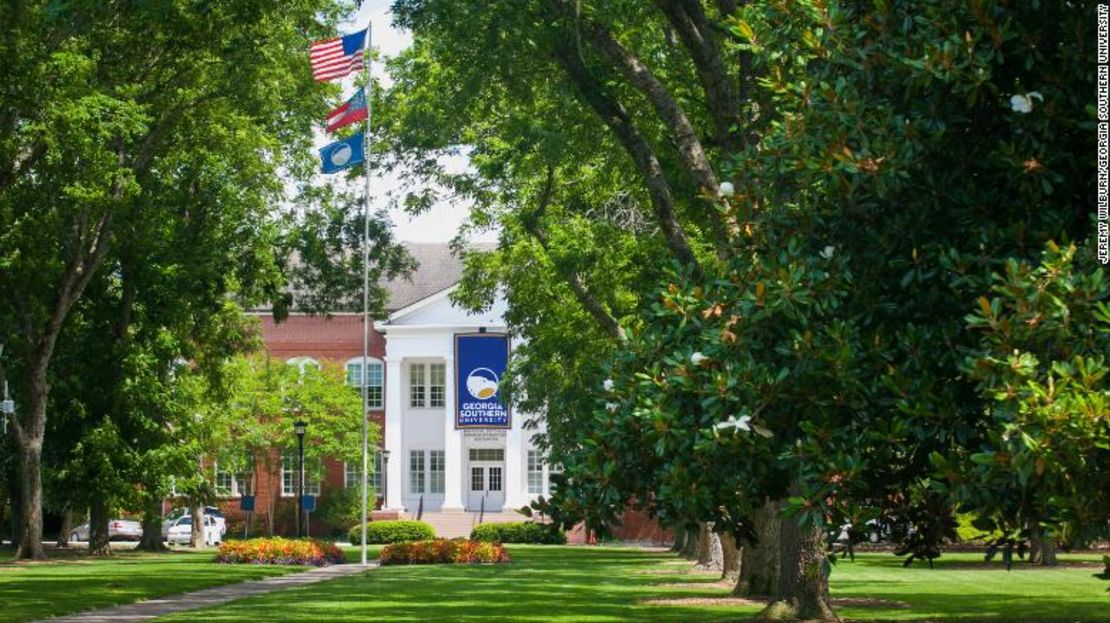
[379,538,510,565]
[216,537,345,566]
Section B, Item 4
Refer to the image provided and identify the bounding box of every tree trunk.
[720,531,741,584]
[670,523,687,553]
[695,521,723,570]
[136,491,167,552]
[189,503,204,548]
[679,524,700,559]
[757,511,838,621]
[8,456,23,547]
[736,501,781,597]
[88,498,112,556]
[1029,524,1058,566]
[56,508,73,548]
[14,433,45,560]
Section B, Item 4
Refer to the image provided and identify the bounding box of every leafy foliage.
[470,522,566,545]
[349,520,436,545]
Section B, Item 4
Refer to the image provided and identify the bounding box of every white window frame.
[286,356,320,376]
[409,364,426,408]
[214,459,252,498]
[527,450,544,495]
[346,356,384,409]
[281,450,321,497]
[409,449,426,494]
[429,450,445,494]
[345,451,385,493]
[429,363,446,408]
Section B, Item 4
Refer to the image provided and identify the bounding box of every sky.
[315,0,494,244]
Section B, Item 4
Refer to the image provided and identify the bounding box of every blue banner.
[455,333,510,428]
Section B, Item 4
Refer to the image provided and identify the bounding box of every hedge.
[348,520,436,545]
[216,538,345,566]
[470,521,566,544]
[379,539,510,565]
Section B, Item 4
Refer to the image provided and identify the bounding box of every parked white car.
[162,507,227,539]
[70,519,143,542]
[165,514,222,546]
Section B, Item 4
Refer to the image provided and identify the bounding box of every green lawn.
[0,546,303,623]
[152,546,1108,622]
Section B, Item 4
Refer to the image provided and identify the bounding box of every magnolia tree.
[935,242,1110,565]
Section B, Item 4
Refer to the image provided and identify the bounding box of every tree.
[0,0,407,558]
[938,241,1110,565]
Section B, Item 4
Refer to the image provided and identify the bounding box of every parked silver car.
[70,519,143,542]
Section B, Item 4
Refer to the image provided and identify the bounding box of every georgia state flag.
[319,131,365,174]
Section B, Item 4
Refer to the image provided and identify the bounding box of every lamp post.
[293,420,307,538]
[381,449,390,511]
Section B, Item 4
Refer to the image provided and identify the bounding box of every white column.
[384,356,405,512]
[442,355,464,511]
[503,410,526,511]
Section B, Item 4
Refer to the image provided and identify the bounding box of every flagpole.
[359,22,372,568]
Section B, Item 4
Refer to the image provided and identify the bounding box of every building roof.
[383,242,495,313]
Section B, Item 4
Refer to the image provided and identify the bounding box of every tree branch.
[652,0,740,152]
[549,0,718,195]
[523,166,628,342]
[551,42,701,274]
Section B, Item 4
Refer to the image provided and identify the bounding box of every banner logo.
[466,367,500,400]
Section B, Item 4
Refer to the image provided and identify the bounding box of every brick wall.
[213,314,388,538]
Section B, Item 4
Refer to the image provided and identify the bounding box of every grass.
[1,544,1104,622]
[0,545,305,623]
[152,546,1108,623]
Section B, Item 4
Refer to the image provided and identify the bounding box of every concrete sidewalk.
[39,563,374,622]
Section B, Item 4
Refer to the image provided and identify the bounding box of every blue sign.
[240,495,255,512]
[301,495,316,512]
[455,333,510,429]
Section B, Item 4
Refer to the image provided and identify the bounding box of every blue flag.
[319,132,365,174]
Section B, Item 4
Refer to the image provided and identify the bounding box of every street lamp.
[293,420,307,538]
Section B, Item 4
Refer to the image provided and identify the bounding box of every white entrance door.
[467,463,504,511]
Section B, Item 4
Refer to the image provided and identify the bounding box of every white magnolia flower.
[603,378,615,392]
[690,351,708,366]
[820,245,836,260]
[718,181,735,197]
[605,402,619,413]
[715,414,752,433]
[1009,91,1043,114]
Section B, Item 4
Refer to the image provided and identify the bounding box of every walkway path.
[39,563,374,622]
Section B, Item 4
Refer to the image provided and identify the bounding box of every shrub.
[470,521,566,544]
[348,520,435,545]
[216,538,345,566]
[379,538,510,565]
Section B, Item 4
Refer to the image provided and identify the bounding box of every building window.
[214,459,252,498]
[527,450,543,494]
[282,451,320,497]
[429,450,445,494]
[345,451,385,494]
[409,364,426,407]
[286,357,320,376]
[346,357,384,409]
[409,450,426,494]
[470,466,484,491]
[468,448,505,462]
[429,363,446,407]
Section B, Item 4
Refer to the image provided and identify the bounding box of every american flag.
[310,28,367,83]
